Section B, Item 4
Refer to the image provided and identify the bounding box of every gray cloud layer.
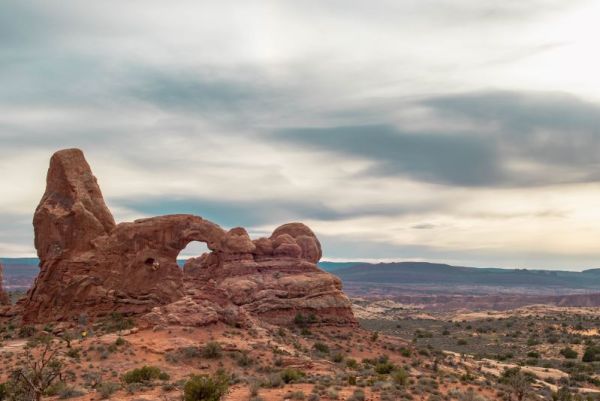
[1,0,600,269]
[274,91,600,187]
[275,124,501,186]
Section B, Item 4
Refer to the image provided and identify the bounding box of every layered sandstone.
[170,223,354,326]
[0,263,10,305]
[22,148,356,326]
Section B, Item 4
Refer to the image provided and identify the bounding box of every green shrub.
[98,382,120,399]
[235,351,253,367]
[583,346,600,362]
[122,366,169,384]
[374,361,395,374]
[346,358,358,369]
[294,313,306,326]
[103,312,134,332]
[392,368,409,386]
[202,342,222,359]
[126,383,142,394]
[288,391,306,400]
[44,381,67,396]
[66,348,80,359]
[313,342,329,354]
[0,382,7,401]
[58,386,86,399]
[18,325,36,338]
[280,368,305,383]
[181,346,201,358]
[348,389,365,401]
[560,347,578,359]
[264,373,283,388]
[326,388,339,399]
[301,327,312,336]
[399,347,411,357]
[499,367,536,384]
[183,373,229,401]
[555,386,573,401]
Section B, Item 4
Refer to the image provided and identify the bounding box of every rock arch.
[21,149,356,326]
[23,149,229,322]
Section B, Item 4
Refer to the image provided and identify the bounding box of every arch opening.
[177,241,210,267]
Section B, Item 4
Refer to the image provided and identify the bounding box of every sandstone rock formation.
[34,149,116,262]
[170,223,355,326]
[0,262,10,305]
[22,148,356,327]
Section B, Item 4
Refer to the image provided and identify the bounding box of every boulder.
[252,237,273,256]
[271,223,323,263]
[222,227,256,253]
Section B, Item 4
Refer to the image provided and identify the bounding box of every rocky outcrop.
[271,223,322,263]
[34,149,116,262]
[176,222,355,326]
[23,149,225,322]
[22,148,356,327]
[0,263,10,305]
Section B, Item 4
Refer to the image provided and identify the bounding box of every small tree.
[10,336,64,401]
[61,330,75,349]
[500,368,532,401]
[554,386,573,401]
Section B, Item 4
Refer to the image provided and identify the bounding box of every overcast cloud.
[2,0,600,269]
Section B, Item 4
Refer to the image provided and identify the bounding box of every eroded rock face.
[24,150,226,322]
[0,263,10,305]
[271,223,322,263]
[22,148,356,327]
[34,149,116,262]
[178,222,355,326]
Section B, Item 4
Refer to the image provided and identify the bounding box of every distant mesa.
[16,148,355,326]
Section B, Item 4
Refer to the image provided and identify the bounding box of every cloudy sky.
[2,1,600,269]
